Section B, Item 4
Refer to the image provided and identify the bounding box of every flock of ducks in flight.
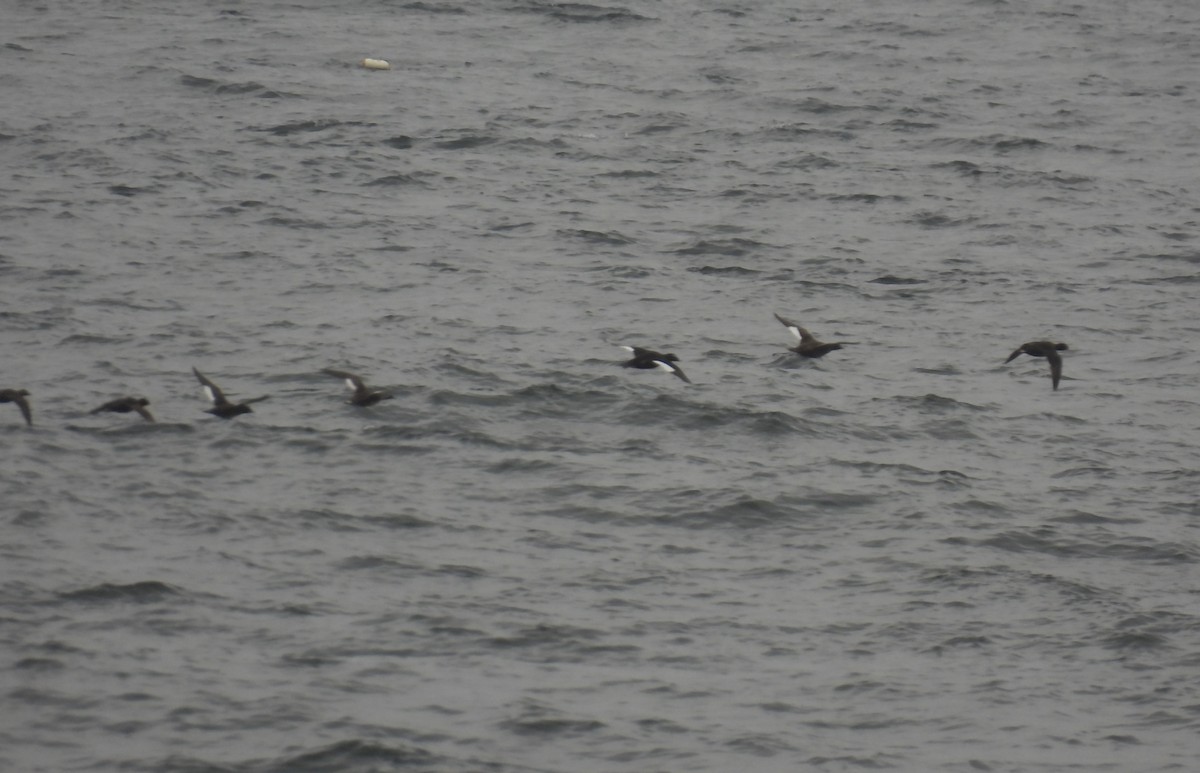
[619,316,1068,391]
[2,316,1069,427]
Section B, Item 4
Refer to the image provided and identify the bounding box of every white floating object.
[360,58,391,71]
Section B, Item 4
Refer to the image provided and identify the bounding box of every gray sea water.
[3,1,1200,771]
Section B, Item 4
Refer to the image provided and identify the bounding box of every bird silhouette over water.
[774,314,851,358]
[192,368,269,418]
[322,369,392,406]
[1,388,32,426]
[1004,341,1068,390]
[619,346,691,383]
[91,396,155,422]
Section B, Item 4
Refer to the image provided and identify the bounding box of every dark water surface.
[3,1,1200,771]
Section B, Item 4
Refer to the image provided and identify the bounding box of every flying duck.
[1004,341,1068,390]
[620,346,691,383]
[774,314,850,358]
[322,368,392,406]
[192,367,269,418]
[91,396,155,422]
[1,388,32,426]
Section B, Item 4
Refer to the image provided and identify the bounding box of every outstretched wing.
[15,394,32,426]
[774,313,808,341]
[323,368,366,392]
[655,359,691,383]
[1046,351,1063,390]
[193,368,228,406]
[776,313,823,346]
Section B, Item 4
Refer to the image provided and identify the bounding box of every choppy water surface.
[3,1,1200,771]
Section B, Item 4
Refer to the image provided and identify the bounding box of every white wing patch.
[785,325,803,340]
[653,360,676,374]
[344,378,356,391]
[202,385,216,403]
[619,345,634,353]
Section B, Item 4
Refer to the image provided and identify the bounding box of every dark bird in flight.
[322,368,392,406]
[91,396,155,422]
[1004,341,1069,390]
[192,368,269,418]
[620,346,691,383]
[1,388,32,426]
[774,314,851,358]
